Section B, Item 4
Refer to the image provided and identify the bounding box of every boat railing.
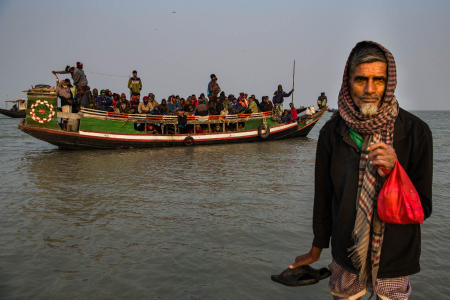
[79,108,273,125]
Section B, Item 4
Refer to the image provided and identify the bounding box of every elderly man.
[115,93,131,113]
[147,93,159,113]
[139,96,153,114]
[289,41,432,299]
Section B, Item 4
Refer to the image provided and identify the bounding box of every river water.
[0,111,448,299]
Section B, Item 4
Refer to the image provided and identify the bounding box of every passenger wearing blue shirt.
[96,90,113,111]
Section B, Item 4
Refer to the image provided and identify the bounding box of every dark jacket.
[195,103,208,116]
[272,90,292,104]
[260,100,273,112]
[313,108,432,278]
[158,104,170,115]
[207,81,220,98]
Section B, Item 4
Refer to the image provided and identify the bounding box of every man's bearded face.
[349,61,387,117]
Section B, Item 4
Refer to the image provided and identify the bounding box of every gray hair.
[348,44,387,76]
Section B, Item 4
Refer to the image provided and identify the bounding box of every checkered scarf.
[337,41,399,286]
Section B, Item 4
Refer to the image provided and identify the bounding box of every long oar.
[291,59,295,104]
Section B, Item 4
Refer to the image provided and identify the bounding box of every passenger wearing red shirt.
[290,103,298,121]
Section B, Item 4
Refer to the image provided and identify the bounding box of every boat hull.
[0,108,26,118]
[19,121,300,149]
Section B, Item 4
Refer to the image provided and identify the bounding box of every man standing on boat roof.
[272,84,293,119]
[207,74,221,102]
[128,70,142,99]
[53,62,88,89]
[288,41,432,299]
[273,84,293,109]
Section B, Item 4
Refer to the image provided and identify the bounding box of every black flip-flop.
[271,265,331,287]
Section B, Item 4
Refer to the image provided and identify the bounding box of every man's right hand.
[289,246,322,269]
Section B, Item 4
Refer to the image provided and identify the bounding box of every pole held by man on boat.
[291,59,295,104]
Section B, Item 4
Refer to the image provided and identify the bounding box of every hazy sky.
[1,0,449,110]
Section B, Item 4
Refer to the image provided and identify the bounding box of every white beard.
[360,103,378,117]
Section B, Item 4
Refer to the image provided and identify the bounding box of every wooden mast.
[291,59,295,104]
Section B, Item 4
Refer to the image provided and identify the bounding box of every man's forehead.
[351,61,387,77]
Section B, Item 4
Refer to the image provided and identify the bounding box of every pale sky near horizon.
[1,0,449,110]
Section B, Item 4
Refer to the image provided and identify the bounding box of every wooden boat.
[0,99,26,118]
[18,85,327,149]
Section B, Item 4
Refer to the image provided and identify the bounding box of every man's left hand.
[366,142,397,177]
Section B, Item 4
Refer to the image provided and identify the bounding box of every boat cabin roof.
[5,99,26,103]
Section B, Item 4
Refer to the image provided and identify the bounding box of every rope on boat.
[85,70,130,79]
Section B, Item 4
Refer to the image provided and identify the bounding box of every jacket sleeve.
[283,90,293,97]
[312,127,333,248]
[128,78,132,89]
[139,79,142,91]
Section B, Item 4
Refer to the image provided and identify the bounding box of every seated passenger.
[252,95,261,111]
[222,95,232,112]
[248,95,259,113]
[138,96,153,114]
[194,124,203,133]
[96,90,113,111]
[115,93,131,113]
[198,93,208,104]
[130,96,140,113]
[147,93,159,112]
[259,96,273,112]
[238,92,248,108]
[168,97,178,114]
[184,99,194,115]
[195,101,208,116]
[112,93,119,106]
[177,110,187,133]
[158,99,170,115]
[229,98,242,114]
[90,88,98,109]
[281,109,292,123]
[191,95,198,108]
[146,123,159,134]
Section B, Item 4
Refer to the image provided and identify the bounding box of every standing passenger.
[128,70,142,99]
[207,74,221,102]
[53,62,88,92]
[272,84,293,113]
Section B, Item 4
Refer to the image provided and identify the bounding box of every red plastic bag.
[377,160,424,224]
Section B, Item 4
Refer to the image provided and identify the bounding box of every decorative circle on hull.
[30,100,55,123]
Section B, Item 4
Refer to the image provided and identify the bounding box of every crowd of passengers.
[55,65,321,132]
